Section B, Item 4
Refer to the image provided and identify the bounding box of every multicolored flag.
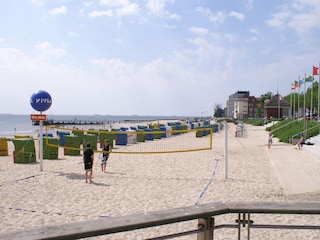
[291,84,295,90]
[294,80,301,88]
[305,76,314,82]
[313,66,319,75]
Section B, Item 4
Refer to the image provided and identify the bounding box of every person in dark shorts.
[83,143,94,183]
[99,139,112,173]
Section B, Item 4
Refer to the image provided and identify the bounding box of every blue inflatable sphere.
[30,90,52,112]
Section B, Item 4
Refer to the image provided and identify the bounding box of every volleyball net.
[44,125,214,154]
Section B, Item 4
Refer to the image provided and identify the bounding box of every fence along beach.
[0,122,320,239]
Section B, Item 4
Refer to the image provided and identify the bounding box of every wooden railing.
[1,201,320,240]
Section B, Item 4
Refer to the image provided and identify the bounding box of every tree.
[256,92,273,117]
[213,103,224,118]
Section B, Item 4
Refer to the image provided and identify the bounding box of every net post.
[224,121,228,179]
[39,117,43,171]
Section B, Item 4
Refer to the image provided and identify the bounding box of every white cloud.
[187,37,207,46]
[287,12,318,34]
[247,28,260,42]
[197,8,228,24]
[249,28,259,35]
[31,0,44,6]
[167,13,181,20]
[89,58,138,86]
[88,10,113,18]
[189,27,208,35]
[266,8,290,29]
[96,0,140,17]
[2,0,319,115]
[48,6,67,16]
[229,11,245,21]
[186,37,228,63]
[67,32,78,37]
[86,48,229,114]
[0,47,27,68]
[116,2,140,16]
[224,33,237,42]
[80,2,92,17]
[197,8,244,24]
[267,1,320,35]
[83,1,93,8]
[246,0,254,10]
[146,0,167,14]
[209,11,227,24]
[34,42,66,59]
[146,0,181,20]
[286,0,320,34]
[195,6,211,16]
[99,0,128,7]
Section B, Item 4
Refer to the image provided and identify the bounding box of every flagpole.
[318,63,320,123]
[290,84,292,118]
[310,76,313,121]
[277,80,280,119]
[318,63,320,134]
[304,73,307,137]
[293,86,296,118]
[298,76,300,118]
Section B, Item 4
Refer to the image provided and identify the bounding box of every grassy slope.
[243,119,320,143]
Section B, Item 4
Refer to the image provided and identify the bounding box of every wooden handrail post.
[197,217,214,240]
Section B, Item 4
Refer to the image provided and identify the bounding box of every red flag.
[291,84,295,90]
[313,66,319,75]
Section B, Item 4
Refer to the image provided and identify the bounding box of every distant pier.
[32,119,105,126]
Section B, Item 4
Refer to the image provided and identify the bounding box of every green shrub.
[243,119,265,126]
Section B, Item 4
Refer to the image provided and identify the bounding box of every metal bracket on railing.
[197,223,205,231]
[235,213,254,240]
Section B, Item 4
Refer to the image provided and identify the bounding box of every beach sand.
[0,122,320,239]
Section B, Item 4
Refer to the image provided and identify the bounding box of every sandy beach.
[0,122,320,239]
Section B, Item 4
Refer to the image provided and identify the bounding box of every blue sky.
[1,0,319,116]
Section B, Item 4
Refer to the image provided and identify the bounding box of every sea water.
[0,114,191,137]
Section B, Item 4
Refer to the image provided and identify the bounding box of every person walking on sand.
[83,143,94,183]
[268,131,273,149]
[297,134,305,150]
[99,139,112,173]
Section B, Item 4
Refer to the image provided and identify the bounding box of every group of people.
[83,139,112,183]
[267,131,305,150]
